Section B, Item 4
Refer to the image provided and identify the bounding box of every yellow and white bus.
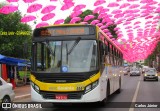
[30,24,123,105]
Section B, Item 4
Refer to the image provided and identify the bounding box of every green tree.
[64,9,118,39]
[144,42,160,68]
[0,4,32,59]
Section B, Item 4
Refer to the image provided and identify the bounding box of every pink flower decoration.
[21,15,36,23]
[83,15,95,21]
[36,22,49,28]
[27,3,42,13]
[54,19,64,24]
[94,0,106,6]
[120,3,130,9]
[0,5,18,14]
[108,2,119,7]
[41,13,55,21]
[73,4,86,11]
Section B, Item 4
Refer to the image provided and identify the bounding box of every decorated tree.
[144,42,160,70]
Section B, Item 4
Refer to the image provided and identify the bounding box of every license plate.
[55,95,68,100]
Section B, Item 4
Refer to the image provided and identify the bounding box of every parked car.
[144,68,158,81]
[0,77,15,111]
[130,68,141,76]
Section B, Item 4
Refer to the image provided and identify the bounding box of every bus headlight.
[31,81,40,93]
[35,84,40,93]
[155,74,158,76]
[85,85,92,93]
[85,80,99,94]
[92,80,98,89]
[144,74,147,76]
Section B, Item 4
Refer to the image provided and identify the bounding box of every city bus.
[30,24,123,105]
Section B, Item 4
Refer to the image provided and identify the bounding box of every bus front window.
[35,40,98,73]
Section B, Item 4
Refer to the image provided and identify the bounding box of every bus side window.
[98,33,104,64]
[121,53,123,66]
[115,50,118,66]
[114,48,117,66]
[117,51,120,66]
[107,44,110,65]
[99,41,105,63]
[110,44,114,65]
[112,47,115,66]
[105,41,109,55]
[119,53,122,66]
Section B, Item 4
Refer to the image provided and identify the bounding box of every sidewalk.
[14,85,31,100]
[158,72,160,76]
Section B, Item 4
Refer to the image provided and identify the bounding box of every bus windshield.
[35,40,98,73]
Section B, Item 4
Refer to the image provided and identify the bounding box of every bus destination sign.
[34,27,91,37]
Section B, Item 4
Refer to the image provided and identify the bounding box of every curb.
[14,94,31,100]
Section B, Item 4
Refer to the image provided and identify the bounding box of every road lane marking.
[129,77,141,111]
[15,94,31,99]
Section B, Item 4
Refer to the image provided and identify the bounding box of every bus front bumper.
[31,85,103,103]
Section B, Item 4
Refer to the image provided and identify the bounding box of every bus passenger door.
[112,48,119,91]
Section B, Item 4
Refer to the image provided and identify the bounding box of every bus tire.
[99,80,110,107]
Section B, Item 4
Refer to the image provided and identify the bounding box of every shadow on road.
[51,91,125,111]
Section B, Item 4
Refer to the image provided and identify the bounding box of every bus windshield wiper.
[67,37,81,55]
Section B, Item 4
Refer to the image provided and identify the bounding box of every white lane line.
[15,94,31,99]
[129,77,141,111]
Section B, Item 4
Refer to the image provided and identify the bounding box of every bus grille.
[36,75,87,83]
[40,91,83,99]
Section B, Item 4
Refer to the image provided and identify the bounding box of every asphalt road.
[10,74,160,111]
